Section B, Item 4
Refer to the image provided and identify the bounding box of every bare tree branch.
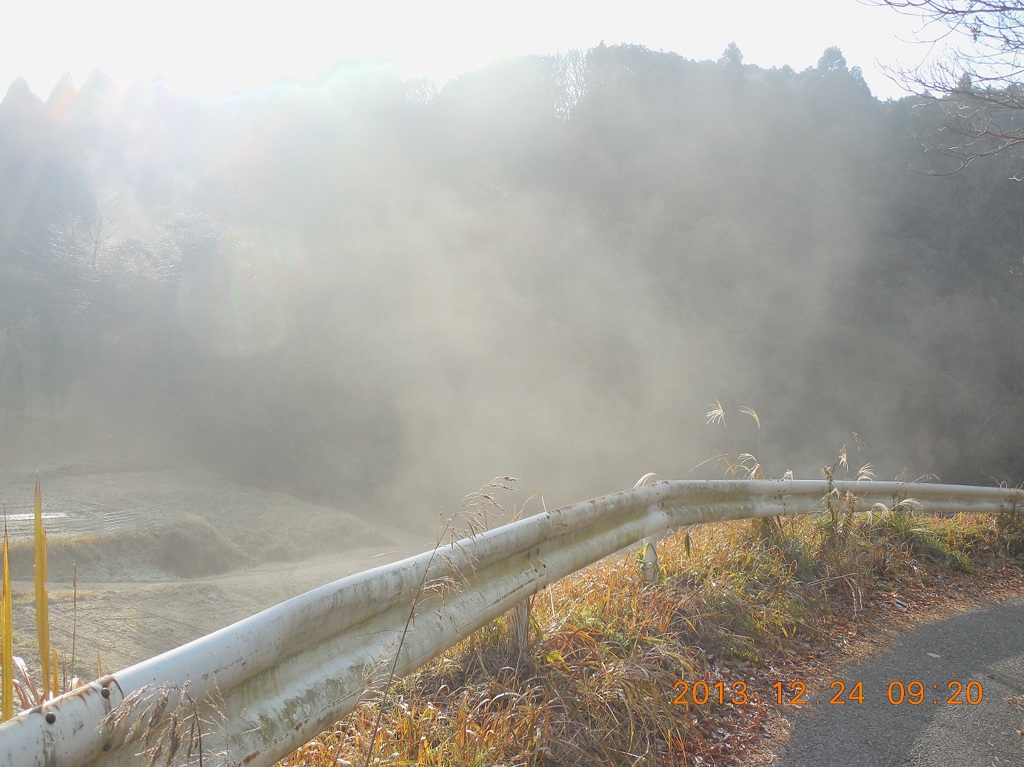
[867,1,1024,169]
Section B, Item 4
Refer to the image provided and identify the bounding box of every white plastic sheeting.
[0,479,1018,767]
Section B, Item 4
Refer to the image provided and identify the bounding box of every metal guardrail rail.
[0,479,1019,766]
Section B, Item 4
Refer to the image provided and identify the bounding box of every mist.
[3,44,1023,548]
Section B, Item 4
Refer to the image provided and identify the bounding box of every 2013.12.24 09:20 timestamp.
[672,679,984,706]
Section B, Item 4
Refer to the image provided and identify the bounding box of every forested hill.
[2,43,1022,516]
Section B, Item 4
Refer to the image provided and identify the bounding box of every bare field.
[0,446,431,677]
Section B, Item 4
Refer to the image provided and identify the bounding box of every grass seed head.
[705,399,726,426]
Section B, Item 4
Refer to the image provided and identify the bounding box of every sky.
[3,1,936,102]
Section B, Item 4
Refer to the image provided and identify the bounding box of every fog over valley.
[3,43,1023,543]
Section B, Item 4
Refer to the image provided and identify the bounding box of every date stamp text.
[671,679,984,706]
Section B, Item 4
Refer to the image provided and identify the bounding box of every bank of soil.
[1,455,435,676]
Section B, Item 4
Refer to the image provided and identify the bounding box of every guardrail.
[0,479,1019,767]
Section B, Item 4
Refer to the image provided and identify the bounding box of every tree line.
[1,42,1022,512]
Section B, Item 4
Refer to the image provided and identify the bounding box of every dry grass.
[274,492,1020,767]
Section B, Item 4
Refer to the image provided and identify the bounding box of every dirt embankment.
[1,452,435,676]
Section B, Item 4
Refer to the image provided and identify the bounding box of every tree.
[817,45,848,74]
[554,49,588,120]
[718,43,746,92]
[718,42,744,68]
[869,1,1024,168]
[85,196,126,273]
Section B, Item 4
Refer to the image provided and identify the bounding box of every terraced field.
[0,455,428,676]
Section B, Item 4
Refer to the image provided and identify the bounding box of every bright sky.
[4,1,936,101]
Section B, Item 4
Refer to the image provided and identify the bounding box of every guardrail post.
[641,536,659,583]
[509,600,530,660]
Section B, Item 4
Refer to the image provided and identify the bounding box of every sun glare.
[4,1,928,102]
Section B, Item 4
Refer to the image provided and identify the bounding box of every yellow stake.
[34,481,51,701]
[51,647,59,699]
[2,523,13,720]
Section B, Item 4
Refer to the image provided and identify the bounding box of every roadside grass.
[277,497,1024,767]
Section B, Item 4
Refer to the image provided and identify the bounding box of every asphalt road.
[770,594,1024,767]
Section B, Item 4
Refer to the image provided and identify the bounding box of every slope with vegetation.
[2,42,1024,516]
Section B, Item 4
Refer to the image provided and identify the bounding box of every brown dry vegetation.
[273,500,1024,767]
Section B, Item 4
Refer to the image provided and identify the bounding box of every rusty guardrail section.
[0,479,1019,766]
